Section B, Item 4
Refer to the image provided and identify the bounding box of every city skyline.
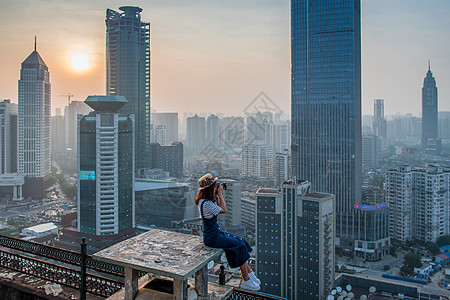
[0,0,449,117]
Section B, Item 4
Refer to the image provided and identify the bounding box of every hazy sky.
[0,0,449,117]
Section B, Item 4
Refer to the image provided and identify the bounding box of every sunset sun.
[70,52,91,71]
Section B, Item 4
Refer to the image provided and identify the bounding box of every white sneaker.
[249,271,261,285]
[240,278,260,291]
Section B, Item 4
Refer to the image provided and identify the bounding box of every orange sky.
[0,0,449,117]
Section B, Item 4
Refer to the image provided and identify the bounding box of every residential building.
[0,100,17,173]
[422,63,438,151]
[272,121,290,154]
[242,142,273,178]
[106,6,151,170]
[241,196,256,237]
[186,114,206,150]
[150,124,166,145]
[149,142,183,177]
[256,181,335,299]
[18,43,52,199]
[151,112,178,144]
[387,165,450,244]
[362,135,379,169]
[77,95,136,253]
[51,115,66,153]
[206,114,221,147]
[274,152,291,187]
[217,178,242,231]
[291,0,362,253]
[373,99,386,149]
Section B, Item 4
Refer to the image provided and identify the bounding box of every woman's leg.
[240,261,251,281]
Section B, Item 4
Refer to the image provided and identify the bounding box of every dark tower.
[421,61,438,151]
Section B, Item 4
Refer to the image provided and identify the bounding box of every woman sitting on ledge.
[195,173,261,291]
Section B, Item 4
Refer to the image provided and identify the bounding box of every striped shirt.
[198,199,222,219]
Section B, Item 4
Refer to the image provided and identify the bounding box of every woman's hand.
[217,183,224,195]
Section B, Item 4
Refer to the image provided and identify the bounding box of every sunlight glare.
[70,52,91,71]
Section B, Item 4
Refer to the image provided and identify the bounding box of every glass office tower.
[106,6,151,171]
[291,0,362,252]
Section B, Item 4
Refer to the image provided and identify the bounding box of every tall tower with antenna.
[421,60,439,152]
[18,38,52,198]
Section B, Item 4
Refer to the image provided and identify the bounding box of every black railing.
[0,249,123,297]
[0,234,124,276]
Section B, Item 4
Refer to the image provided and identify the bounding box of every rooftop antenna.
[34,36,37,52]
[428,60,430,71]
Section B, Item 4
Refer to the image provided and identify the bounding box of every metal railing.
[0,234,124,276]
[0,249,123,297]
[228,289,286,300]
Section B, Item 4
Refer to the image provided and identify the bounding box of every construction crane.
[60,93,74,106]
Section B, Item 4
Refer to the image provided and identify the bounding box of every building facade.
[149,142,183,177]
[186,114,206,150]
[354,186,390,260]
[106,6,151,171]
[77,96,136,252]
[217,178,242,231]
[0,100,17,174]
[64,100,92,151]
[242,142,273,178]
[291,0,362,252]
[274,152,292,187]
[18,45,52,199]
[256,181,335,299]
[422,63,438,151]
[387,165,449,244]
[151,112,178,144]
[206,114,221,147]
[362,135,379,169]
[373,99,386,149]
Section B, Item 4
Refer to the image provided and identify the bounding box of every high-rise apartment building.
[151,112,178,144]
[0,100,17,174]
[64,100,92,151]
[150,124,166,145]
[256,181,335,299]
[271,121,290,154]
[206,114,220,146]
[421,63,439,151]
[362,135,379,169]
[242,142,273,178]
[291,0,362,252]
[106,6,151,171]
[18,44,52,199]
[217,178,242,231]
[274,152,291,186]
[387,165,449,244]
[149,142,183,177]
[186,114,206,150]
[77,96,136,252]
[373,99,386,149]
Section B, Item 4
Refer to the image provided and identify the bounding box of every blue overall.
[200,200,252,268]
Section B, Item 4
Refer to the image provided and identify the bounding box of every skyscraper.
[151,112,178,144]
[291,0,362,252]
[106,6,151,171]
[0,100,17,174]
[76,96,136,253]
[422,62,438,151]
[206,114,220,146]
[373,99,386,149]
[256,181,335,299]
[186,114,206,150]
[18,42,52,199]
[64,100,92,151]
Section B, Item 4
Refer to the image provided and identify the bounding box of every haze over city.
[0,0,449,116]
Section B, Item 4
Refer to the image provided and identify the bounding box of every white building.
[21,222,58,238]
[64,100,92,151]
[18,44,52,198]
[274,152,291,186]
[206,114,220,146]
[387,165,450,244]
[242,142,273,178]
[150,124,167,145]
[217,178,242,230]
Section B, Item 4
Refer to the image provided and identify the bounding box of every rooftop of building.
[256,188,280,194]
[304,192,329,198]
[22,50,47,68]
[22,222,57,233]
[135,179,190,192]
